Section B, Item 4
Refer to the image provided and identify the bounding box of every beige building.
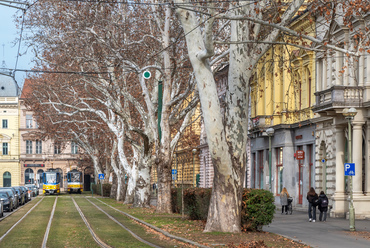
[0,66,20,187]
[19,79,81,190]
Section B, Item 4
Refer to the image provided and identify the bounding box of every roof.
[0,73,18,97]
[21,78,32,99]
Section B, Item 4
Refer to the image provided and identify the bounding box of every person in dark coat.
[307,187,318,222]
[318,191,329,222]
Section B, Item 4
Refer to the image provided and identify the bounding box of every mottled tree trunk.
[156,158,172,213]
[133,154,151,207]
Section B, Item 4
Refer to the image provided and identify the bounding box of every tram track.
[85,197,163,248]
[0,196,45,242]
[71,197,112,248]
[94,198,210,248]
[41,196,58,248]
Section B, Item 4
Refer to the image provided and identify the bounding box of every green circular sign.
[143,71,151,79]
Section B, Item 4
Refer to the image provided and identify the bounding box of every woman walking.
[280,187,290,215]
[307,187,318,222]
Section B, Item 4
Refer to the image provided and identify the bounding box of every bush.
[172,187,275,231]
[241,189,276,231]
[183,188,212,220]
[92,183,112,197]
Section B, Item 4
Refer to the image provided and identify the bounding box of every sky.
[0,3,34,91]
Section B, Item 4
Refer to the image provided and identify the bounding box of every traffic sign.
[98,174,105,180]
[143,71,151,79]
[172,169,177,175]
[345,163,355,176]
[321,158,326,163]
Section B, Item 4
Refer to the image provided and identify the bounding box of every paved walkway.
[264,209,370,248]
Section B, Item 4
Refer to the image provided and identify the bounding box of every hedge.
[92,183,112,197]
[171,187,275,231]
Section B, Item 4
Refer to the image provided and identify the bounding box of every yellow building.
[249,12,317,207]
[0,67,20,187]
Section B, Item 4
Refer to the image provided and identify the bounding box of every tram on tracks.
[42,169,61,195]
[67,169,83,194]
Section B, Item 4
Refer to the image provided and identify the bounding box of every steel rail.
[95,198,211,248]
[0,197,45,242]
[71,197,112,248]
[41,196,58,248]
[85,197,162,248]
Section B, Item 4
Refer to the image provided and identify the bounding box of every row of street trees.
[18,0,370,232]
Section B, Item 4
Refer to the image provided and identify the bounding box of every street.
[264,209,370,248]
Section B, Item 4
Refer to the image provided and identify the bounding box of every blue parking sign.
[344,163,355,176]
[98,173,105,180]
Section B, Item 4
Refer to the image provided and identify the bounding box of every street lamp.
[192,149,197,187]
[266,127,275,192]
[343,107,357,232]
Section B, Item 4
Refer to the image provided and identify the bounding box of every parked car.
[0,191,13,212]
[20,186,31,202]
[2,187,19,209]
[13,186,25,205]
[0,188,16,210]
[25,184,38,197]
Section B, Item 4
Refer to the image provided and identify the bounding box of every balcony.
[312,86,363,113]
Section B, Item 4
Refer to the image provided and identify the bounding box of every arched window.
[25,168,34,184]
[3,171,11,187]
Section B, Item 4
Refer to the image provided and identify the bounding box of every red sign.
[296,150,304,160]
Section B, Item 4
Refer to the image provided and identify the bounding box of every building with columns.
[249,12,316,207]
[313,14,370,219]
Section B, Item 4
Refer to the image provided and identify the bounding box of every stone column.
[352,123,364,195]
[328,52,333,87]
[366,123,370,194]
[323,56,328,89]
[334,127,346,195]
[335,51,343,86]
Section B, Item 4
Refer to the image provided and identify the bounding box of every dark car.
[13,186,25,205]
[0,191,13,212]
[0,189,15,211]
[2,187,19,209]
[20,186,31,202]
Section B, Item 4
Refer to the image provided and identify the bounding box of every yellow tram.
[43,169,61,195]
[67,169,83,194]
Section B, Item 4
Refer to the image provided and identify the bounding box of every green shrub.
[183,188,212,220]
[92,183,112,197]
[241,188,275,231]
[171,188,182,213]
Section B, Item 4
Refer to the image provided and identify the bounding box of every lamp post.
[266,128,275,192]
[192,149,197,187]
[343,107,357,232]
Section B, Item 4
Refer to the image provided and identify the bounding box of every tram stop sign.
[98,174,105,180]
[344,163,355,176]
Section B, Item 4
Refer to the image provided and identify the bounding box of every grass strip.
[0,197,43,237]
[89,197,195,248]
[74,197,152,248]
[47,196,100,248]
[0,197,56,248]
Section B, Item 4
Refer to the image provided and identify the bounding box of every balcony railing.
[313,86,363,113]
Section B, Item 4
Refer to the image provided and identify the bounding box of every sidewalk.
[264,209,370,248]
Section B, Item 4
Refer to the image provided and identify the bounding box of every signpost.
[344,163,355,176]
[98,174,104,196]
[172,169,177,180]
[296,150,305,160]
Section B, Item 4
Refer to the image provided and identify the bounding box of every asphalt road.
[264,209,370,248]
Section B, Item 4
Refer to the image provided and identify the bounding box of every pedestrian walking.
[280,187,290,215]
[307,187,318,222]
[318,191,329,222]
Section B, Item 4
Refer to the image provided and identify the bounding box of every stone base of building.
[331,193,370,219]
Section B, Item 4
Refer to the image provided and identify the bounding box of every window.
[3,171,11,187]
[258,150,264,189]
[54,143,61,154]
[308,145,314,189]
[26,114,33,128]
[2,143,8,155]
[26,140,32,154]
[276,147,283,195]
[71,141,78,154]
[25,168,34,184]
[36,140,42,154]
[2,119,7,129]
